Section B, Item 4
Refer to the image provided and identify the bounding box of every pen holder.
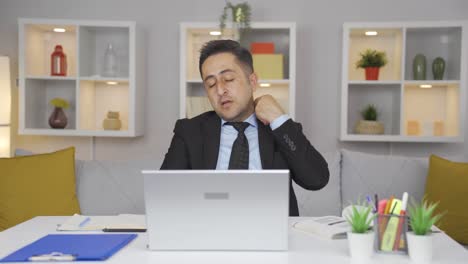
[374,214,408,254]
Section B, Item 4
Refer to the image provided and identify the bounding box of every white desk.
[1,216,467,264]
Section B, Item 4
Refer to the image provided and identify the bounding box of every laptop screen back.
[143,170,289,251]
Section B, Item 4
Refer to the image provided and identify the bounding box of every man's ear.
[249,72,258,92]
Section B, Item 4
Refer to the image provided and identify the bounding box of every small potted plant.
[407,198,444,263]
[356,49,388,80]
[219,1,251,43]
[355,104,384,135]
[49,97,69,129]
[345,202,376,260]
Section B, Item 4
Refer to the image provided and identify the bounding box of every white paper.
[57,214,146,231]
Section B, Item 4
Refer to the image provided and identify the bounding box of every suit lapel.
[202,113,221,169]
[257,120,275,169]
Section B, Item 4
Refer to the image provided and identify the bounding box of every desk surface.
[1,216,467,264]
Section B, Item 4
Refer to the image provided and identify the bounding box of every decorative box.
[252,54,284,79]
[250,42,275,54]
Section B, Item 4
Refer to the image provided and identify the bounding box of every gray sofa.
[74,149,446,217]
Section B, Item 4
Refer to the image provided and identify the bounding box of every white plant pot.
[347,231,374,260]
[407,232,433,263]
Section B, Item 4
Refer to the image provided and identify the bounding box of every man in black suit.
[161,40,329,216]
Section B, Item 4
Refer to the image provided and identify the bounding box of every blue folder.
[0,234,137,262]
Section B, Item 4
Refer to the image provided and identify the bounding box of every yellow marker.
[380,199,402,251]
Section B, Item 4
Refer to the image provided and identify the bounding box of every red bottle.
[51,45,67,76]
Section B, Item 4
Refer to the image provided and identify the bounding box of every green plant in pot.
[49,97,69,129]
[344,201,376,259]
[356,49,388,80]
[355,104,384,135]
[219,1,251,44]
[407,198,444,263]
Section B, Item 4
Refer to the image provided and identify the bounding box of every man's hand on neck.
[254,95,285,125]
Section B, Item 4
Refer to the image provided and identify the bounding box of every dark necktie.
[226,122,250,169]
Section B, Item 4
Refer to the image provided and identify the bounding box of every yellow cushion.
[0,147,80,231]
[424,155,468,244]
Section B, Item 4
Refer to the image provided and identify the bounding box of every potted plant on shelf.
[345,202,376,260]
[49,97,69,129]
[407,198,444,263]
[355,104,384,135]
[219,1,251,43]
[356,49,388,80]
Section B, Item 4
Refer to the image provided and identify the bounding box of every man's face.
[201,52,257,122]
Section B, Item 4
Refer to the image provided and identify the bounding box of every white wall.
[0,0,467,161]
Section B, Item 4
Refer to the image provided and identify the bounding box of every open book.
[292,216,351,239]
[57,214,146,231]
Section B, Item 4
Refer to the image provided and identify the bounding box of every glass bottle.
[51,45,67,76]
[102,43,118,77]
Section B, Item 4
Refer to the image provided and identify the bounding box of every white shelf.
[341,21,467,143]
[342,134,463,142]
[348,80,401,85]
[79,76,129,82]
[187,79,290,85]
[19,128,137,137]
[180,22,296,119]
[26,75,77,81]
[19,18,144,137]
[403,80,459,86]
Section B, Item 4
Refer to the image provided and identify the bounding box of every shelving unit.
[18,18,145,137]
[341,21,467,142]
[180,22,296,119]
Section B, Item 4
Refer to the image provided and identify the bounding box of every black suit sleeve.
[272,119,329,190]
[160,120,191,169]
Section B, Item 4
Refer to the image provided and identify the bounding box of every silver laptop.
[142,170,289,251]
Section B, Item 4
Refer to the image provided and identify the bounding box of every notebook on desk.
[142,170,290,251]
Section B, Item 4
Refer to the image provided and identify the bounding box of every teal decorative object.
[432,57,446,80]
[412,54,426,80]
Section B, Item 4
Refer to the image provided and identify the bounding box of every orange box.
[407,120,420,136]
[250,42,275,54]
[433,121,444,136]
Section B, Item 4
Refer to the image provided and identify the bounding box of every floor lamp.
[0,56,11,157]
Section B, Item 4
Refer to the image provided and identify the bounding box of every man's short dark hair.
[199,39,254,78]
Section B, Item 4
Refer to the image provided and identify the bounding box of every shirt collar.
[221,113,258,128]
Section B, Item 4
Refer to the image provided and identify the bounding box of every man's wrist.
[270,115,290,130]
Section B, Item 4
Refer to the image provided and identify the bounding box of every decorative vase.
[103,111,121,130]
[48,107,67,129]
[50,45,67,76]
[365,67,380,80]
[347,231,375,260]
[407,232,433,263]
[432,57,446,80]
[355,120,384,135]
[412,54,426,80]
[102,43,118,77]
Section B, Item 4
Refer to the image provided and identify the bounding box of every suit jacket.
[160,111,329,216]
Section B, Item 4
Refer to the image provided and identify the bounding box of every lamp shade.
[0,56,11,157]
[0,56,11,125]
[0,126,10,157]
